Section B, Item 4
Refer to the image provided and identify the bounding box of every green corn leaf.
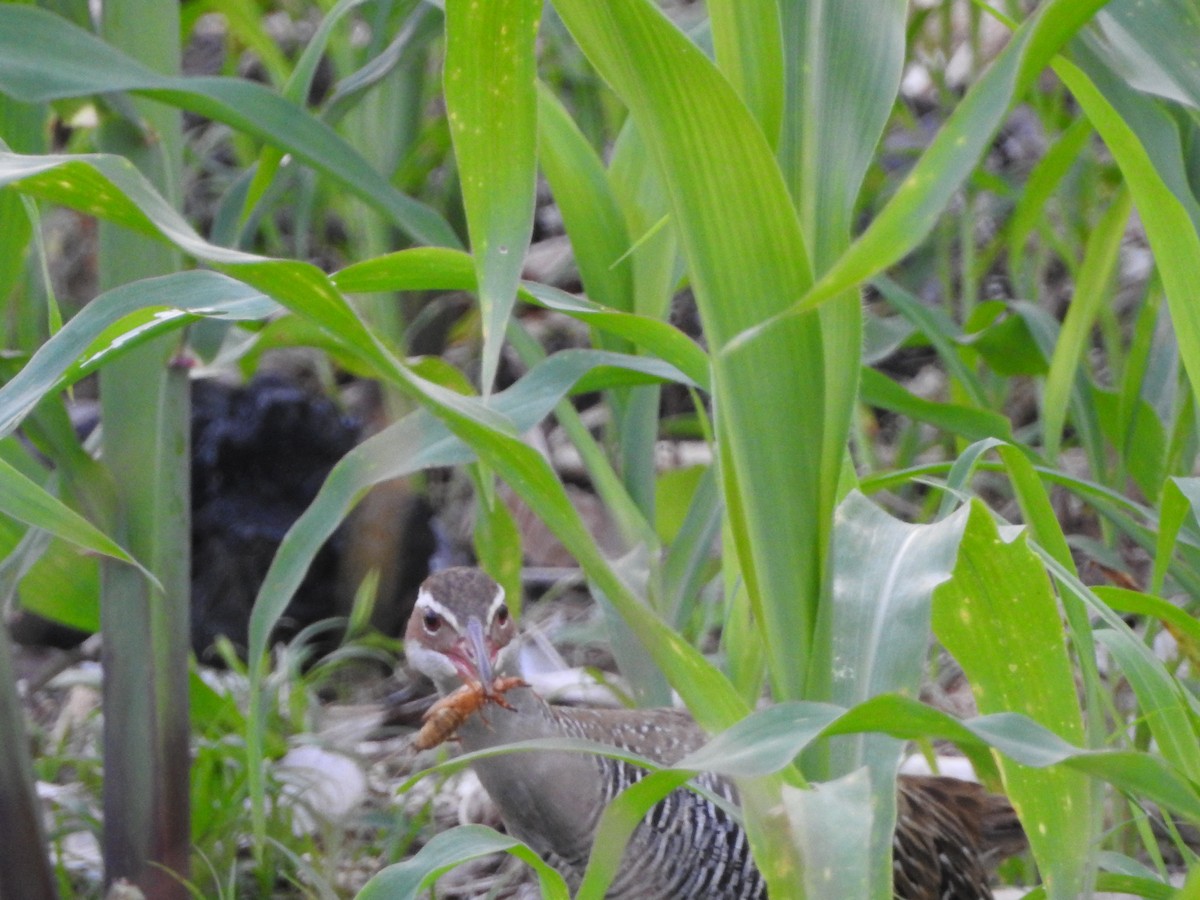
[708,0,784,147]
[0,5,458,248]
[334,247,711,390]
[859,368,1014,444]
[759,0,1112,324]
[0,270,277,440]
[444,0,539,392]
[536,84,634,319]
[552,0,825,728]
[933,501,1092,898]
[1059,47,1200,452]
[1089,0,1200,109]
[0,458,149,581]
[1042,186,1133,461]
[356,825,570,899]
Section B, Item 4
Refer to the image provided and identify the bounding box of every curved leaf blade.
[0,270,277,440]
[932,501,1092,899]
[748,0,1112,326]
[0,5,459,248]
[334,247,710,389]
[356,825,570,899]
[0,459,149,580]
[445,0,539,391]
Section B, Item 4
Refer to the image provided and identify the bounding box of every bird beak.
[462,616,494,686]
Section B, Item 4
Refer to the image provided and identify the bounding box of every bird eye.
[496,605,509,625]
[423,611,442,633]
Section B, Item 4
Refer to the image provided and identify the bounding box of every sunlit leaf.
[933,502,1092,898]
[445,0,539,391]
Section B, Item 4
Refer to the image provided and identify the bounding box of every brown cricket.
[413,675,527,750]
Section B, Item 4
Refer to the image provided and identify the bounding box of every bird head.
[404,567,518,693]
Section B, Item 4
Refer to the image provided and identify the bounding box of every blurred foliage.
[0,0,1198,896]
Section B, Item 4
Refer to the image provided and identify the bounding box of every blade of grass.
[535,84,634,320]
[872,275,989,408]
[1095,629,1200,782]
[1090,0,1200,108]
[0,456,151,579]
[1116,288,1173,502]
[1042,554,1200,786]
[534,84,662,537]
[708,0,784,146]
[1095,585,1200,655]
[0,271,277,439]
[1155,478,1200,596]
[445,0,539,392]
[1007,116,1093,294]
[357,825,570,899]
[240,0,373,224]
[1059,45,1200,456]
[334,247,709,387]
[1042,185,1132,461]
[859,367,1014,443]
[821,491,971,895]
[742,0,1112,329]
[933,501,1093,898]
[0,5,459,248]
[777,0,905,271]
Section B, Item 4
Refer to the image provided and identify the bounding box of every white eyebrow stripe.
[487,583,507,622]
[416,588,461,631]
